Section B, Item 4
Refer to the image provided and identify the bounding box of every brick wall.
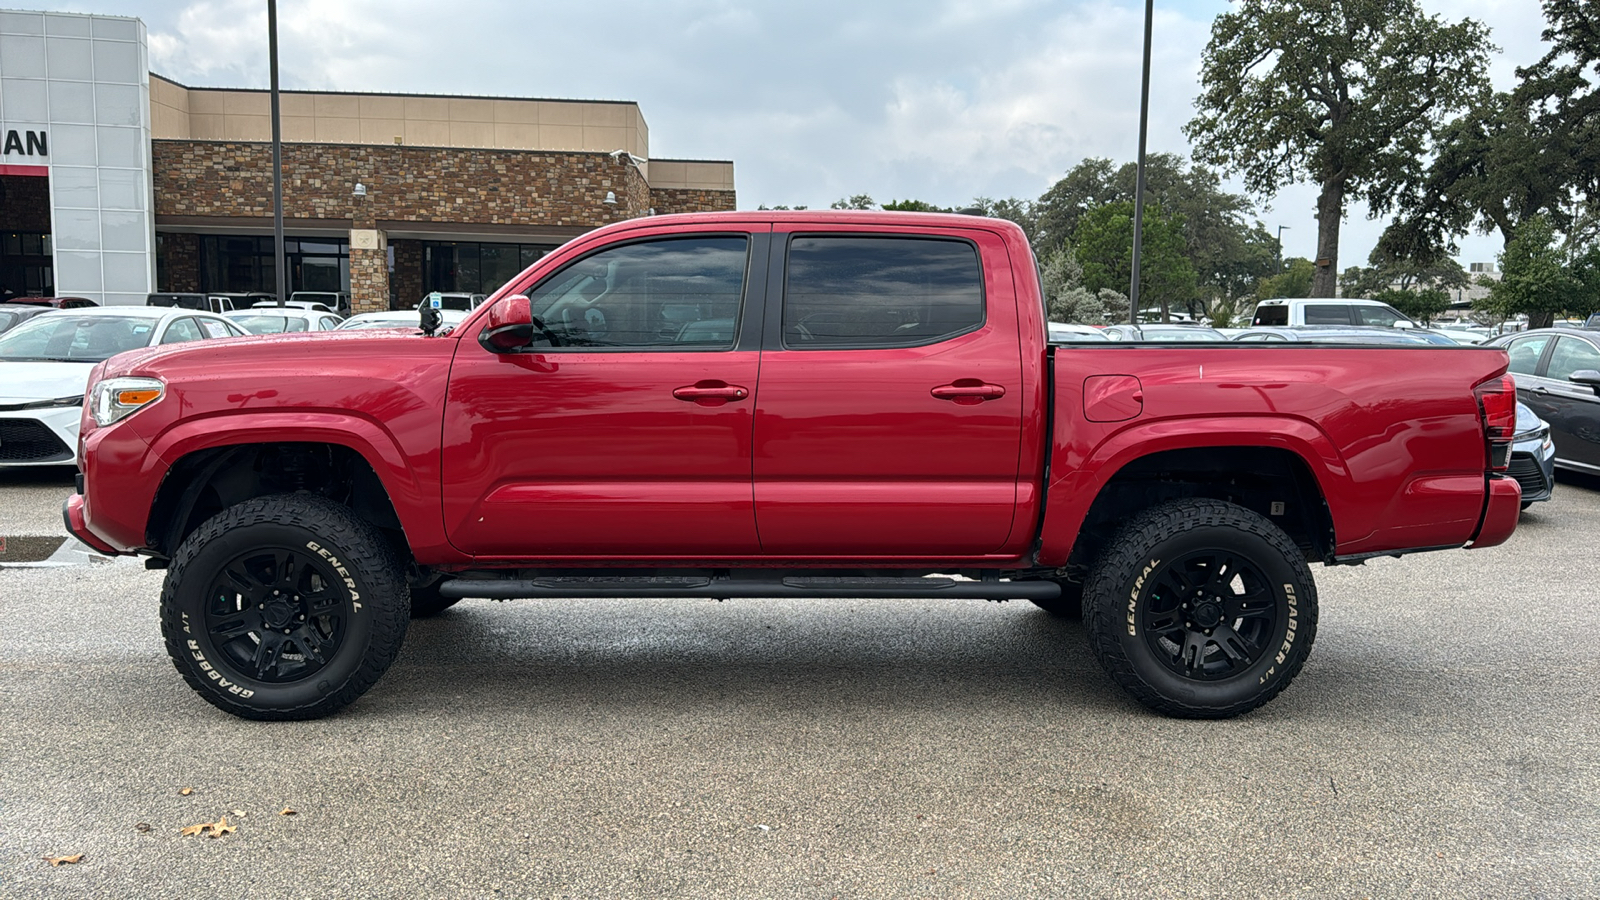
[392,239,423,310]
[157,232,200,291]
[649,187,737,216]
[153,141,655,225]
[151,141,735,226]
[0,175,51,232]
[349,245,388,314]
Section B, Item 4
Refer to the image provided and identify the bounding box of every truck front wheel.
[1083,499,1318,718]
[159,494,410,720]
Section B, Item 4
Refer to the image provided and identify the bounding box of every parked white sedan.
[0,307,245,466]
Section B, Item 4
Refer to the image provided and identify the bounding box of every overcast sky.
[31,0,1552,268]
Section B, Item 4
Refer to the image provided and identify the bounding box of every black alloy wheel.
[201,546,351,683]
[161,494,409,720]
[1083,499,1318,718]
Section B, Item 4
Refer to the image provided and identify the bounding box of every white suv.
[1251,298,1486,344]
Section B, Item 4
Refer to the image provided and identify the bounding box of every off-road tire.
[408,578,460,618]
[1083,499,1318,719]
[160,493,410,720]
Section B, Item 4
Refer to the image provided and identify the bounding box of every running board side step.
[437,576,1062,601]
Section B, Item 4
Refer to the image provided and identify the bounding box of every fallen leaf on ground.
[181,816,237,838]
[134,823,152,833]
[44,854,84,867]
[178,787,194,796]
[278,807,296,816]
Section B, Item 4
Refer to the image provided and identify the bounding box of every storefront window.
[198,235,352,294]
[423,241,554,294]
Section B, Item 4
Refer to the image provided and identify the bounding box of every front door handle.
[673,381,749,404]
[931,380,1007,404]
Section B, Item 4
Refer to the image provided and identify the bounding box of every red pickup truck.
[65,211,1522,721]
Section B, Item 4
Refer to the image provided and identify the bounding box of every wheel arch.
[1038,439,1339,573]
[147,441,410,563]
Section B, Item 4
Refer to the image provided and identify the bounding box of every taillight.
[1475,374,1517,472]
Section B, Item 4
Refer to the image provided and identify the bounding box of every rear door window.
[160,317,204,344]
[782,236,983,349]
[1304,305,1353,325]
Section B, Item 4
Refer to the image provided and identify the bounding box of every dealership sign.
[2,128,48,158]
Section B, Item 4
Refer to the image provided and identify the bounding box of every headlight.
[89,376,165,427]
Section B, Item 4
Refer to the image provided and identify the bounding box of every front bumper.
[0,407,79,466]
[62,492,119,556]
[1507,430,1556,505]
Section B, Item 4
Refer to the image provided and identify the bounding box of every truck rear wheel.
[159,494,409,720]
[1083,499,1317,718]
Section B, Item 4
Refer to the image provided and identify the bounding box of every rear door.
[441,227,768,557]
[750,226,1025,556]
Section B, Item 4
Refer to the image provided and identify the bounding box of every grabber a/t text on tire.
[1083,499,1318,719]
[160,494,410,720]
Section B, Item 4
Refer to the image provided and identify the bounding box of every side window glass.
[1505,334,1552,376]
[783,236,983,349]
[197,318,231,339]
[160,317,204,344]
[525,236,748,349]
[1547,336,1600,383]
[1304,305,1352,325]
[1357,305,1405,327]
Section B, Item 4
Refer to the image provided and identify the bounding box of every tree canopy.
[1034,154,1276,309]
[1480,216,1580,328]
[1185,0,1493,297]
[1073,202,1197,322]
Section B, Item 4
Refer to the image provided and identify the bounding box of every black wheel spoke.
[199,544,350,685]
[209,617,255,641]
[1181,631,1209,675]
[1212,624,1253,667]
[252,633,285,679]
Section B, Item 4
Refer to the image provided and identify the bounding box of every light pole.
[268,0,285,306]
[1276,225,1290,272]
[1128,0,1153,324]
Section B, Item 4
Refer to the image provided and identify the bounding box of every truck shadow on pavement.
[374,599,1142,717]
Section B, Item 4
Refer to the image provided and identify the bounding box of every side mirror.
[479,294,533,352]
[1569,368,1600,397]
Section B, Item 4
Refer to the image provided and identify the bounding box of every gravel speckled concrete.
[1,474,1597,898]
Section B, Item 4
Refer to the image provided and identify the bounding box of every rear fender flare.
[1036,416,1351,567]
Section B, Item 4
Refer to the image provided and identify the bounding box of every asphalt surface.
[2,467,1598,898]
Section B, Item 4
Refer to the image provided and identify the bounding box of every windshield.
[230,315,309,334]
[0,314,160,361]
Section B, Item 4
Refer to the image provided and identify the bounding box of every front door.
[442,232,765,558]
[751,230,1025,557]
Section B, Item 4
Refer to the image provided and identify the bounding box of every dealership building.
[0,8,736,311]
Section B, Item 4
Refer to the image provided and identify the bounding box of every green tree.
[1034,154,1276,308]
[1256,258,1316,301]
[1185,0,1493,297]
[829,194,876,210]
[1480,216,1580,328]
[1039,245,1120,325]
[881,199,950,212]
[1339,248,1468,298]
[1073,202,1197,323]
[1373,286,1451,323]
[968,196,1037,243]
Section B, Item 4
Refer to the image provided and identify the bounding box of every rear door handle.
[673,382,749,403]
[931,380,1006,403]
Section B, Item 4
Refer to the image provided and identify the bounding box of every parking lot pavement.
[0,467,75,538]
[1,476,1598,898]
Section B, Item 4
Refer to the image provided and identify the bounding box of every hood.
[0,360,97,404]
